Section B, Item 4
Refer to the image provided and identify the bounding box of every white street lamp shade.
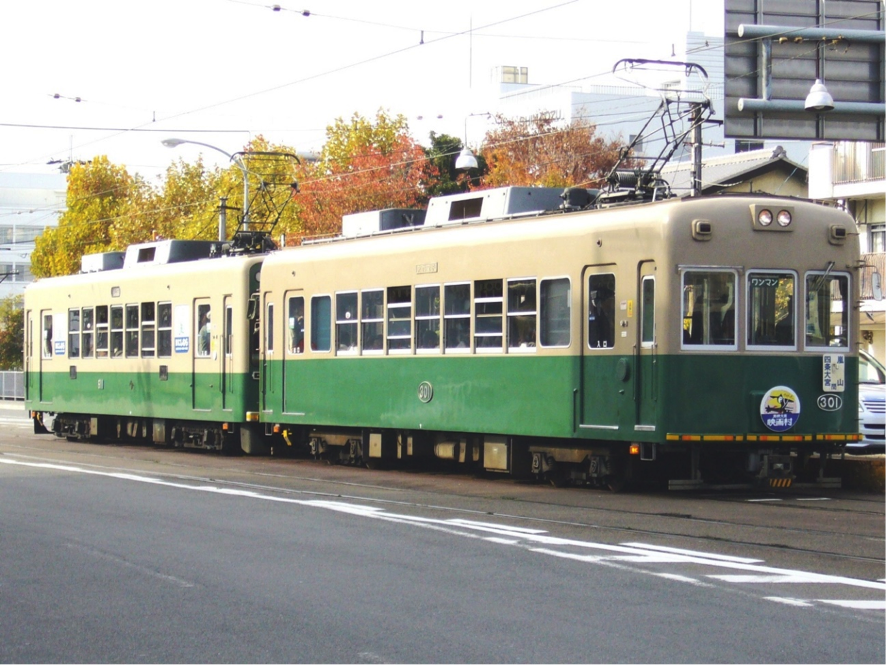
[805,79,834,112]
[455,147,478,170]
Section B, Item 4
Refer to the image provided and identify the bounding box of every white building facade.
[0,172,67,300]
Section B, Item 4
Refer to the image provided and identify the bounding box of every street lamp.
[162,138,252,230]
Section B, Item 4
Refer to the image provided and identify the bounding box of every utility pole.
[690,103,703,197]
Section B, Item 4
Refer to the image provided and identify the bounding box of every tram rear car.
[24,241,265,453]
[260,191,859,487]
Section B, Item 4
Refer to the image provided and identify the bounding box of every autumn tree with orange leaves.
[476,114,631,190]
[290,111,438,242]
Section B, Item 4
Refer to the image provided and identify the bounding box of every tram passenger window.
[361,290,383,353]
[125,304,139,357]
[805,273,849,348]
[224,306,233,357]
[196,304,212,357]
[311,295,331,352]
[415,285,441,352]
[641,277,655,345]
[474,279,503,352]
[387,286,411,352]
[141,302,155,357]
[157,303,172,357]
[336,292,358,354]
[507,279,537,350]
[587,274,615,349]
[95,306,109,358]
[42,313,53,358]
[82,308,94,358]
[110,306,123,357]
[444,283,470,352]
[747,272,795,347]
[681,271,737,348]
[68,309,81,358]
[540,278,570,347]
[288,296,305,354]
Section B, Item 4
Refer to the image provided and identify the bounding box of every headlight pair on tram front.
[756,208,792,228]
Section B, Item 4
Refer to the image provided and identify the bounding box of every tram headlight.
[776,210,792,227]
[757,209,773,226]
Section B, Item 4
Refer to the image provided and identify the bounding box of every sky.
[0,0,724,184]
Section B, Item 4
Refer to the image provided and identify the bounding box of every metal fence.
[0,371,24,401]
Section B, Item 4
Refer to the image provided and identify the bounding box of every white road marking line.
[796,497,831,501]
[747,498,782,502]
[484,537,520,545]
[620,543,764,564]
[653,573,715,588]
[765,597,814,607]
[818,600,886,610]
[710,574,837,584]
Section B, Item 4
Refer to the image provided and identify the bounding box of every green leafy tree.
[422,132,486,200]
[0,295,23,370]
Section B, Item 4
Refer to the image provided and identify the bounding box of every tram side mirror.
[873,271,883,302]
[247,295,260,321]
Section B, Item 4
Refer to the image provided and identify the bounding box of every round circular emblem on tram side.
[760,386,801,432]
[418,381,434,403]
[816,394,843,411]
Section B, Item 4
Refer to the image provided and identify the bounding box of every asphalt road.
[0,406,883,663]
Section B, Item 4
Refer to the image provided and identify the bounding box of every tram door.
[260,294,275,412]
[192,298,214,411]
[24,310,32,402]
[222,297,233,411]
[579,266,622,430]
[635,261,657,430]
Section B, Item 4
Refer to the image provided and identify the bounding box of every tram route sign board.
[724,0,884,141]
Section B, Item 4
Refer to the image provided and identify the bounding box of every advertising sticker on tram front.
[760,386,801,432]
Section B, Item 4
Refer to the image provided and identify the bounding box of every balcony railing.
[834,142,885,185]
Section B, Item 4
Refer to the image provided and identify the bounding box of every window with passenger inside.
[682,270,737,348]
[748,271,795,347]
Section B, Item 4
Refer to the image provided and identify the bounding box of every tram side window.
[110,306,124,357]
[311,295,332,352]
[68,309,81,358]
[125,304,139,357]
[682,271,737,347]
[82,308,94,358]
[288,296,305,354]
[196,304,212,357]
[444,283,470,352]
[748,272,795,347]
[42,313,53,358]
[507,278,537,350]
[157,303,172,357]
[361,290,383,353]
[474,279,503,351]
[336,292,358,353]
[805,273,849,348]
[387,286,412,352]
[415,285,441,352]
[540,278,570,347]
[141,302,156,357]
[587,274,615,349]
[95,306,109,358]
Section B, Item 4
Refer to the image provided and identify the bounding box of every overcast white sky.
[0,0,724,183]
